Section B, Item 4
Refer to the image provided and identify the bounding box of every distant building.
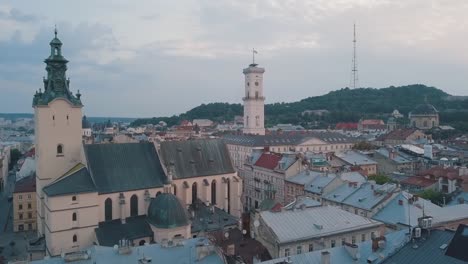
[13,175,37,232]
[335,122,358,131]
[301,109,330,116]
[375,128,427,146]
[253,206,384,258]
[192,119,214,127]
[358,119,386,131]
[391,109,404,118]
[333,150,378,175]
[409,103,439,130]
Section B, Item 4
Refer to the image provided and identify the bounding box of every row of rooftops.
[223,131,356,147]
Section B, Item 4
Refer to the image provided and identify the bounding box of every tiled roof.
[378,128,418,141]
[43,166,96,196]
[159,139,235,179]
[94,216,153,247]
[417,166,461,180]
[401,176,437,187]
[335,122,358,130]
[13,175,36,193]
[254,153,283,170]
[85,143,167,194]
[260,206,382,244]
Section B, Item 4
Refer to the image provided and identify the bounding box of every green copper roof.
[159,139,235,179]
[147,193,188,229]
[33,29,82,107]
[410,104,438,115]
[95,216,153,247]
[84,142,167,194]
[43,166,96,197]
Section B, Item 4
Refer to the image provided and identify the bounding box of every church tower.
[33,29,84,235]
[242,56,265,135]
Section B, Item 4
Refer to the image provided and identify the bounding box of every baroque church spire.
[33,27,82,107]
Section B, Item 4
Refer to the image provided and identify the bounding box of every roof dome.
[410,104,438,115]
[147,193,188,229]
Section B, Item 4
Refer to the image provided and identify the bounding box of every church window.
[104,198,112,221]
[130,195,138,217]
[255,91,259,98]
[57,144,64,155]
[192,182,198,204]
[211,180,217,205]
[255,116,260,127]
[173,184,177,196]
[52,115,55,121]
[73,234,77,243]
[72,212,77,221]
[66,115,69,120]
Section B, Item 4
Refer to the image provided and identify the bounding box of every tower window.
[67,115,69,120]
[247,82,250,86]
[55,48,58,55]
[255,81,259,86]
[73,235,77,243]
[72,196,77,202]
[255,91,259,98]
[57,144,64,155]
[72,212,77,221]
[52,115,55,121]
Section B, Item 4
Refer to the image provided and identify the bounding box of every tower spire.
[54,25,57,38]
[350,22,359,89]
[251,48,258,66]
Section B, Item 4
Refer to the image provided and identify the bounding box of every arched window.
[104,198,112,221]
[55,48,59,55]
[211,180,217,205]
[156,191,161,197]
[139,240,146,246]
[57,144,64,155]
[72,212,77,221]
[72,196,77,201]
[255,91,259,99]
[192,182,198,204]
[173,184,177,196]
[73,234,77,243]
[130,195,138,217]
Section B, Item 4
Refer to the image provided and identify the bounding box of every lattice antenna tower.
[350,23,359,89]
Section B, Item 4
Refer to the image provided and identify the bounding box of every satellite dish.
[224,232,229,238]
[254,220,260,228]
[242,229,247,235]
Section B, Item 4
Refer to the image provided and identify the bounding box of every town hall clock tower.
[242,54,265,135]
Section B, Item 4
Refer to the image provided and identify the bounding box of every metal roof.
[159,139,235,179]
[84,143,167,194]
[43,166,96,197]
[147,193,188,229]
[335,151,377,166]
[94,216,153,247]
[340,183,397,211]
[259,206,382,244]
[382,230,464,264]
[259,229,409,264]
[304,175,336,194]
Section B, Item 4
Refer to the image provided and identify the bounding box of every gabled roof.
[377,128,419,141]
[159,139,235,179]
[43,166,96,197]
[14,175,36,193]
[254,153,282,170]
[84,143,167,194]
[335,151,377,166]
[304,175,336,194]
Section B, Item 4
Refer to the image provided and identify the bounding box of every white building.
[243,62,265,135]
[253,206,384,258]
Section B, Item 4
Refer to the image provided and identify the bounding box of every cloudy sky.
[1,0,467,117]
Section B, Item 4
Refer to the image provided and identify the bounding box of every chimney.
[321,251,331,264]
[344,243,359,260]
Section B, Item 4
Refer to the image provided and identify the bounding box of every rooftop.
[335,151,377,166]
[94,216,153,247]
[31,237,224,264]
[400,176,437,188]
[13,174,36,193]
[304,174,336,194]
[259,206,382,244]
[43,165,96,197]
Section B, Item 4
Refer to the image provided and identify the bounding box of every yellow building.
[13,175,37,232]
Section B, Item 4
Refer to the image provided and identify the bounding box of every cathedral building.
[33,31,242,256]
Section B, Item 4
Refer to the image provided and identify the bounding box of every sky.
[0,0,467,118]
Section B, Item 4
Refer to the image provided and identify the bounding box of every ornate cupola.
[33,28,82,107]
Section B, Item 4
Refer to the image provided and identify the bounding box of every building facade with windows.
[33,31,242,257]
[252,206,383,258]
[13,175,37,232]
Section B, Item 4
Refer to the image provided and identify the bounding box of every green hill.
[130,84,468,130]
